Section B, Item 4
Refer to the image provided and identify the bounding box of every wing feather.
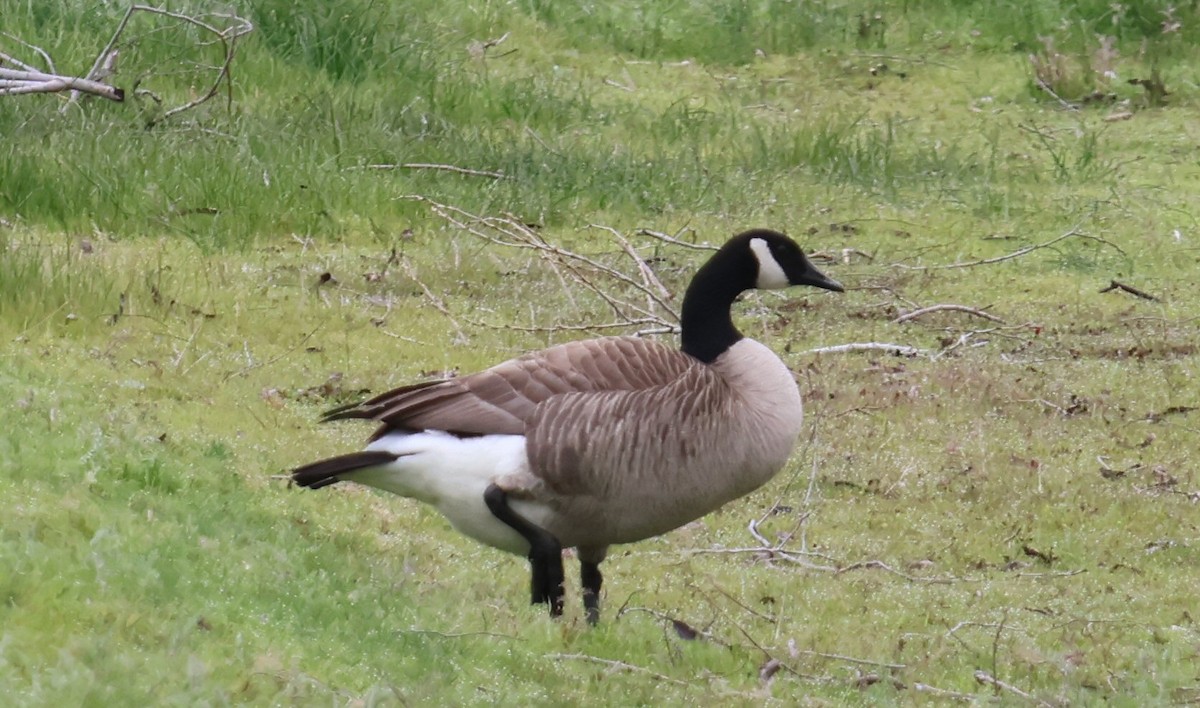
[321,336,699,437]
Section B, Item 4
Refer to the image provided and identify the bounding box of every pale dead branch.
[635,227,717,251]
[546,653,693,687]
[912,682,976,701]
[837,559,961,584]
[43,4,255,123]
[792,648,905,670]
[0,67,124,101]
[974,670,1053,706]
[398,196,681,336]
[895,223,1091,271]
[893,304,1006,325]
[354,163,509,180]
[1099,279,1160,302]
[800,342,930,357]
[397,257,465,338]
[0,32,56,73]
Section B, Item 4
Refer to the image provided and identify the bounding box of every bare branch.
[896,223,1086,271]
[1099,279,1160,302]
[546,653,692,687]
[0,67,123,101]
[399,195,682,336]
[792,649,905,670]
[636,227,718,251]
[837,559,961,584]
[355,163,509,180]
[893,304,1006,325]
[912,682,976,701]
[141,8,254,126]
[1,33,55,73]
[974,670,1053,706]
[70,3,140,107]
[800,342,929,357]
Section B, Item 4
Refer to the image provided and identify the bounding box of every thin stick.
[973,670,1053,706]
[912,683,976,701]
[66,3,138,108]
[896,224,1084,271]
[546,653,693,687]
[357,163,509,179]
[800,342,928,357]
[589,224,673,300]
[893,304,1006,325]
[0,34,55,73]
[1034,77,1080,111]
[636,227,717,251]
[0,68,123,101]
[1099,279,1159,302]
[141,7,254,126]
[793,649,905,670]
[837,559,960,584]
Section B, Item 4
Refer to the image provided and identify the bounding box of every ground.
[1,1,1198,704]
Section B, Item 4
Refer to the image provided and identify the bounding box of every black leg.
[580,560,603,626]
[484,484,564,617]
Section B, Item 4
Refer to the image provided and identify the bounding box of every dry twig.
[398,196,680,336]
[800,342,929,357]
[895,222,1110,271]
[974,670,1053,706]
[52,4,255,122]
[893,304,1005,325]
[1099,279,1160,302]
[546,653,692,687]
[354,163,509,179]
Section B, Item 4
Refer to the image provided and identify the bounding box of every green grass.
[2,0,1200,704]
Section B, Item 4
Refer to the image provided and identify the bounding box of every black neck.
[679,252,755,364]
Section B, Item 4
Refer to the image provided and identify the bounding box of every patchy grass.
[2,0,1200,704]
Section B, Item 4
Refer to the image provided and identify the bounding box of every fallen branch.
[546,653,692,687]
[0,66,124,100]
[893,304,1005,325]
[1099,279,1159,302]
[58,4,255,123]
[974,670,1053,706]
[355,163,509,180]
[399,195,680,335]
[895,222,1112,271]
[0,32,56,73]
[635,227,717,251]
[800,342,929,357]
[912,682,975,701]
[837,559,961,584]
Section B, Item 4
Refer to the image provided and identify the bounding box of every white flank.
[749,237,789,289]
[348,431,550,556]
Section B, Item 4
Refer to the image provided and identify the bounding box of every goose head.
[680,229,843,363]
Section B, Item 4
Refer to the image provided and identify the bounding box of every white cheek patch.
[749,237,790,290]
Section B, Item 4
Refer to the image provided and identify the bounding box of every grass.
[2,0,1200,704]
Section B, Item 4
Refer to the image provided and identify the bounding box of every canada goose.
[292,229,843,624]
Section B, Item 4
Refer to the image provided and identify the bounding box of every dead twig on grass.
[3,5,254,118]
[974,670,1053,706]
[0,66,124,101]
[800,342,930,357]
[546,653,693,687]
[353,163,509,180]
[893,304,1005,325]
[895,222,1122,271]
[56,5,252,122]
[398,196,680,336]
[912,682,976,701]
[635,227,716,251]
[1099,279,1160,302]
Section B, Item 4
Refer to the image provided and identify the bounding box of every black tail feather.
[292,450,400,489]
